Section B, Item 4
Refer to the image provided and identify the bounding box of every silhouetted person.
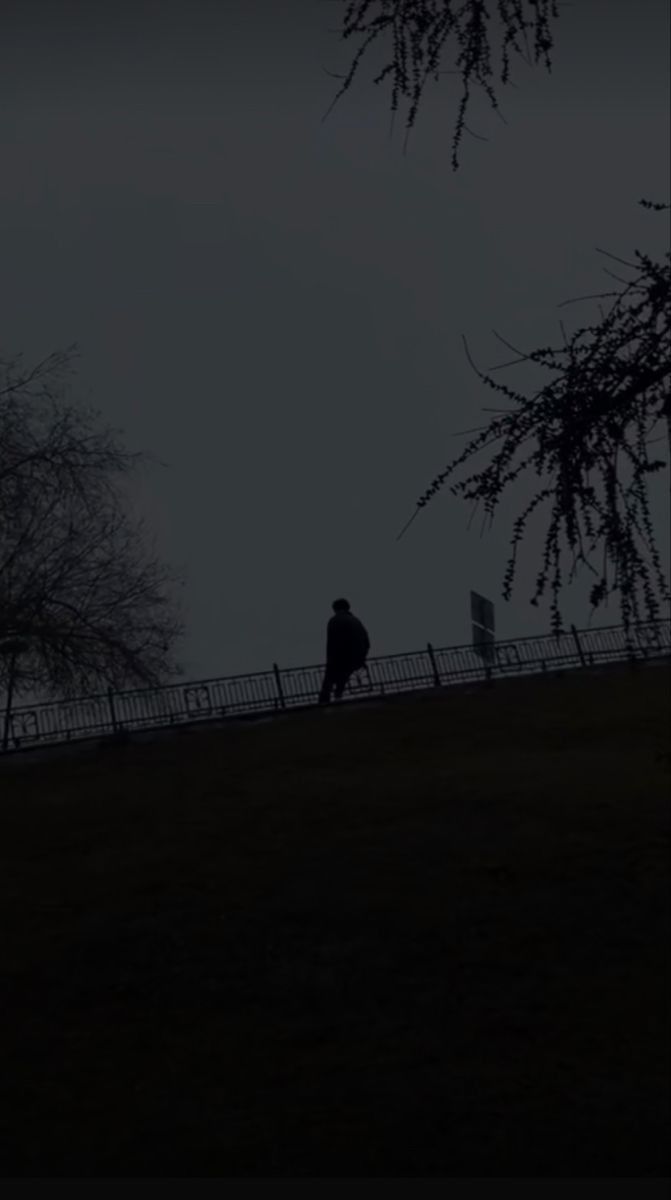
[318,598,370,705]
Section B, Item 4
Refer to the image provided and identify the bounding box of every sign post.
[0,637,28,753]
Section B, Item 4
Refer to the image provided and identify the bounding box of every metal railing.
[1,617,669,756]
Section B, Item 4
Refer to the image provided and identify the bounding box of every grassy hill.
[1,661,669,1177]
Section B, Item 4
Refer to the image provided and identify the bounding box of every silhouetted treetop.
[0,345,185,703]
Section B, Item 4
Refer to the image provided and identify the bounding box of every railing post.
[483,642,495,686]
[2,660,16,753]
[107,686,119,733]
[426,642,441,688]
[273,663,286,710]
[570,624,587,668]
[1,646,21,753]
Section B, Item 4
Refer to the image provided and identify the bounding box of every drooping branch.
[323,0,561,168]
[398,203,671,633]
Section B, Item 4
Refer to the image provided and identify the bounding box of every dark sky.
[1,0,669,680]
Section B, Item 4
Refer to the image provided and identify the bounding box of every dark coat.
[326,611,370,668]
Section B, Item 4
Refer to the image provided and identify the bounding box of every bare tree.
[322,0,561,168]
[0,345,185,712]
[397,202,671,634]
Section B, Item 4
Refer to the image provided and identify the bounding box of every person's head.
[332,597,350,613]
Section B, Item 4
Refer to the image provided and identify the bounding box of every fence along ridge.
[2,617,670,754]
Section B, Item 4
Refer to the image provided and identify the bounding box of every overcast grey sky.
[1,0,669,681]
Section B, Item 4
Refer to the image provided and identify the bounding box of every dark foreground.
[1,662,669,1177]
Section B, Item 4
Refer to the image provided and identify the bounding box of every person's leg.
[319,665,335,704]
[332,666,352,700]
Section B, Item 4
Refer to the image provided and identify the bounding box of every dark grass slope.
[1,662,669,1177]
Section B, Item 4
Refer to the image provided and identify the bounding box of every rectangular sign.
[471,591,495,661]
[470,591,495,634]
